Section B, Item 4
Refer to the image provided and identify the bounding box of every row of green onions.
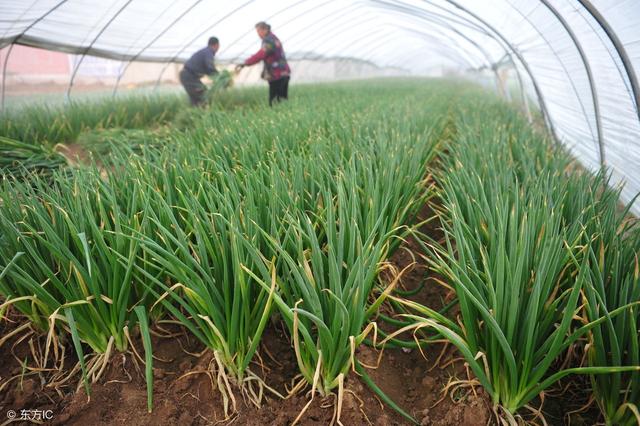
[0,81,451,417]
[402,96,640,424]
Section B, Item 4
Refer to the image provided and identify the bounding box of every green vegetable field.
[1,80,638,425]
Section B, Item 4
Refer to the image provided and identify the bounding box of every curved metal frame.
[433,0,559,142]
[569,3,632,103]
[539,0,605,165]
[504,0,599,157]
[577,0,640,122]
[66,0,133,100]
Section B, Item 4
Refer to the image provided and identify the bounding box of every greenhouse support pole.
[517,67,533,122]
[501,57,532,123]
[440,0,560,143]
[112,0,203,97]
[2,45,17,110]
[504,4,597,140]
[495,66,511,101]
[572,5,633,109]
[539,0,605,167]
[66,0,134,101]
[577,0,640,123]
[1,0,68,110]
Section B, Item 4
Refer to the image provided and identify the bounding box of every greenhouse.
[0,1,639,425]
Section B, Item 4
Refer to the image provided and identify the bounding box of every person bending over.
[236,22,290,106]
[180,37,219,107]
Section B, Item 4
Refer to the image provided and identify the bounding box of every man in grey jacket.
[180,37,219,106]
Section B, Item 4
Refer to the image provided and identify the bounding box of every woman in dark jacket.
[237,22,290,106]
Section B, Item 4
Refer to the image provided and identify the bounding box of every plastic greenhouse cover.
[1,0,639,215]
